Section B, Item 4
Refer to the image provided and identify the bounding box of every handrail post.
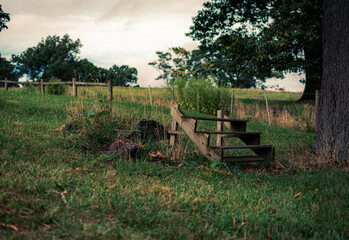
[216,110,224,161]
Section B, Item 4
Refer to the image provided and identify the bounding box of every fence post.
[129,86,134,102]
[230,89,234,119]
[264,90,271,126]
[4,77,8,91]
[40,79,45,93]
[149,85,153,106]
[172,87,175,104]
[108,80,113,101]
[72,78,77,97]
[197,87,200,113]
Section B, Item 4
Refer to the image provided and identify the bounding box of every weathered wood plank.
[210,145,273,149]
[169,118,178,146]
[171,104,221,161]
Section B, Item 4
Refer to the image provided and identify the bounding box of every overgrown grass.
[0,90,348,239]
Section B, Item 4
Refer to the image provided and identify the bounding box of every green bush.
[23,82,37,92]
[46,77,67,95]
[175,77,231,115]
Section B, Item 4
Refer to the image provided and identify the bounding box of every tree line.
[0,6,138,86]
[149,0,322,100]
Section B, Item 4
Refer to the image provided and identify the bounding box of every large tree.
[316,0,349,162]
[12,34,82,81]
[107,65,138,86]
[0,4,10,32]
[75,59,101,82]
[187,0,322,99]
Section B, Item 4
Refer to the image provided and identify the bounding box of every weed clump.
[46,77,67,95]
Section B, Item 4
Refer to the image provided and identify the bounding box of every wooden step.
[210,145,273,150]
[222,156,265,162]
[195,131,261,136]
[181,116,248,123]
[168,130,185,135]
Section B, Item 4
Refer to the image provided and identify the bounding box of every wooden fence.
[0,77,113,101]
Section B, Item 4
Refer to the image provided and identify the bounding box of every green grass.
[0,90,348,239]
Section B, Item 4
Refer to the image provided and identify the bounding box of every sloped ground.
[0,90,348,239]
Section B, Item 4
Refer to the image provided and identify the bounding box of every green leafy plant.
[23,82,37,92]
[175,77,231,114]
[46,77,67,95]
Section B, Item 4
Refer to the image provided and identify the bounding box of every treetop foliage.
[107,65,138,86]
[0,4,10,32]
[9,34,138,86]
[185,0,322,95]
[12,34,82,80]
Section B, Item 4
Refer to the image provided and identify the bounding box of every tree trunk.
[316,0,349,162]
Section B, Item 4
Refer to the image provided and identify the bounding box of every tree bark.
[316,0,349,162]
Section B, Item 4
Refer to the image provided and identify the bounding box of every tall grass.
[0,90,348,239]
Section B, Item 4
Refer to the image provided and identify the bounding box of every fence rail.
[0,78,112,100]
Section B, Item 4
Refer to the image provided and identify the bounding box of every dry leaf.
[149,150,165,159]
[233,217,238,230]
[54,124,66,132]
[242,220,248,226]
[60,192,67,204]
[0,223,19,232]
[294,192,302,198]
[193,197,202,203]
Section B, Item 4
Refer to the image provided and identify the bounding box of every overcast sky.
[0,0,304,91]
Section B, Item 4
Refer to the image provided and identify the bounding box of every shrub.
[23,82,37,92]
[46,77,67,95]
[174,77,231,115]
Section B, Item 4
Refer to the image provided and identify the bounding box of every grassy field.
[0,88,348,239]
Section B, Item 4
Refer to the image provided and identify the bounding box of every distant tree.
[44,60,76,81]
[107,65,138,86]
[316,0,349,162]
[149,51,173,86]
[0,55,18,80]
[149,47,212,87]
[0,4,10,32]
[187,0,322,99]
[76,59,100,82]
[12,34,82,81]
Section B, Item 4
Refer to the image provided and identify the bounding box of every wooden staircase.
[169,104,274,163]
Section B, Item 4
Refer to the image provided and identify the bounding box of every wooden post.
[172,87,175,104]
[197,87,200,113]
[216,110,224,161]
[170,118,178,146]
[230,89,234,119]
[264,90,271,126]
[72,78,77,97]
[40,79,45,93]
[4,77,8,90]
[129,86,134,103]
[108,80,113,101]
[149,85,153,106]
